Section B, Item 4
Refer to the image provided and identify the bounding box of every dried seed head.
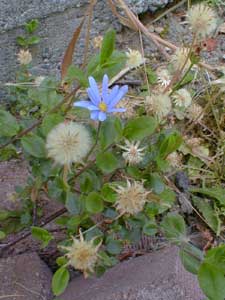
[17,49,32,65]
[114,180,150,215]
[187,103,204,121]
[166,151,182,168]
[156,68,171,87]
[172,88,192,108]
[187,3,218,40]
[145,93,172,120]
[61,230,101,278]
[126,48,145,68]
[118,140,146,165]
[46,122,91,166]
[170,47,191,73]
[92,35,103,49]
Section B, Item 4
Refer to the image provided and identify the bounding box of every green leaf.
[25,19,39,33]
[100,117,123,149]
[0,145,18,161]
[31,226,53,248]
[21,135,46,158]
[0,231,6,240]
[191,187,225,207]
[198,263,225,300]
[16,36,28,47]
[159,132,182,158]
[86,192,104,213]
[146,67,157,84]
[0,110,19,137]
[158,189,176,213]
[65,192,81,215]
[41,114,64,136]
[79,170,101,193]
[96,152,119,174]
[101,184,117,203]
[161,213,187,245]
[66,65,88,87]
[143,221,158,236]
[106,239,122,255]
[179,243,203,274]
[192,196,221,235]
[204,245,225,274]
[100,29,116,65]
[56,256,68,267]
[148,173,165,194]
[52,267,70,296]
[27,36,40,45]
[123,116,157,140]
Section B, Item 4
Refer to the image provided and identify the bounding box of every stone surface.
[59,246,204,300]
[0,252,52,300]
[0,0,174,98]
[126,0,173,14]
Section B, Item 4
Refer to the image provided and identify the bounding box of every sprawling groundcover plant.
[0,3,224,299]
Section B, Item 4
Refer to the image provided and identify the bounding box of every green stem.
[85,122,102,161]
[171,62,194,94]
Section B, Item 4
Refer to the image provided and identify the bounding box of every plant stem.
[63,164,69,187]
[85,122,102,161]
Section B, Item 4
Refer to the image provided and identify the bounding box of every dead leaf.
[61,18,85,81]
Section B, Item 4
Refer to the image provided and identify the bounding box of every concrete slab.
[0,252,52,300]
[59,246,204,300]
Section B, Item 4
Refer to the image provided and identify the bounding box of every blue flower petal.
[98,111,107,121]
[90,110,100,120]
[102,74,109,103]
[107,107,126,113]
[109,85,128,107]
[74,100,98,111]
[106,85,119,105]
[88,77,101,105]
[87,88,101,106]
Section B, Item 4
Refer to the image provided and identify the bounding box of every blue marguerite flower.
[74,74,128,121]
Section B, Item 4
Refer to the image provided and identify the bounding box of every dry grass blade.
[109,0,214,70]
[82,0,97,68]
[61,18,85,80]
[108,0,138,30]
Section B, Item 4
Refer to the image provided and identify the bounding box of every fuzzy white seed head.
[119,140,146,165]
[187,3,217,40]
[61,230,101,278]
[46,122,91,166]
[17,49,32,65]
[114,180,150,215]
[170,48,191,73]
[156,68,171,87]
[172,88,192,108]
[145,93,172,120]
[126,49,145,68]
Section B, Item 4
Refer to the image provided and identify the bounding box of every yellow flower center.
[99,102,107,112]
